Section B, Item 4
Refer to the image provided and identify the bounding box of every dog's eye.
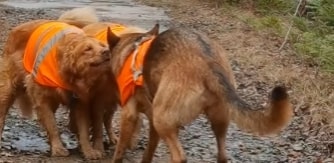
[84,46,93,52]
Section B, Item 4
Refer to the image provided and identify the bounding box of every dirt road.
[0,0,332,162]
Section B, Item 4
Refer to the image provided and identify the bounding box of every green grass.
[242,15,284,35]
[253,0,295,15]
[294,31,334,72]
[224,0,334,72]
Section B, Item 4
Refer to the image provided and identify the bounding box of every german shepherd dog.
[0,7,111,159]
[105,24,293,163]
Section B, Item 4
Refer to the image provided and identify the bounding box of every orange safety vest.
[23,22,84,89]
[116,37,155,106]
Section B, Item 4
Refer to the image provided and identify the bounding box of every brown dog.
[53,7,146,155]
[105,24,293,163]
[55,8,123,156]
[0,7,111,159]
[66,22,147,150]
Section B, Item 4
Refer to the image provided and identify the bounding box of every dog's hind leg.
[152,108,187,163]
[0,58,22,147]
[141,121,160,163]
[73,102,103,160]
[205,103,230,163]
[0,79,16,146]
[112,97,140,163]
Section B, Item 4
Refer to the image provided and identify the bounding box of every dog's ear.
[107,27,120,50]
[146,23,159,36]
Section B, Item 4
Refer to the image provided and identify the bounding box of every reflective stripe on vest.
[23,22,84,89]
[32,28,80,77]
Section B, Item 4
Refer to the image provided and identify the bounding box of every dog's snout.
[101,49,110,57]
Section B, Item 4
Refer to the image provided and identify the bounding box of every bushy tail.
[229,86,293,136]
[209,64,293,136]
[58,7,99,28]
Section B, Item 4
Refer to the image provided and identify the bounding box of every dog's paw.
[51,146,70,157]
[93,142,105,154]
[126,137,139,150]
[112,158,123,163]
[83,148,103,160]
[109,133,119,145]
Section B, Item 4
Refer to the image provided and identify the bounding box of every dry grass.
[228,31,334,134]
[184,0,334,133]
[228,9,334,134]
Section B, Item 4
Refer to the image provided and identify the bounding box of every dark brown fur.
[67,65,120,151]
[0,18,111,160]
[106,24,293,163]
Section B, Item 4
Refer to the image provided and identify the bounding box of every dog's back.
[142,27,292,134]
[143,28,235,99]
[3,20,50,58]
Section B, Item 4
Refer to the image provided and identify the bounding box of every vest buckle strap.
[130,35,154,82]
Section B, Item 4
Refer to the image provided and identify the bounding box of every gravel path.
[0,0,331,162]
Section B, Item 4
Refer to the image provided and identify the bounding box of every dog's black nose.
[101,49,110,57]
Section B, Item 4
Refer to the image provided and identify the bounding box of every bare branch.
[279,0,304,51]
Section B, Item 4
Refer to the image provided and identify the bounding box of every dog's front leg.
[91,106,105,153]
[73,102,103,160]
[35,100,69,157]
[104,106,119,145]
[112,97,140,163]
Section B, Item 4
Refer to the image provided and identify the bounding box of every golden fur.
[56,9,147,156]
[67,22,147,150]
[57,6,99,28]
[105,24,293,163]
[0,7,112,160]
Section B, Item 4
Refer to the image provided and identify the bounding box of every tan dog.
[0,7,111,159]
[53,7,147,155]
[66,22,147,149]
[105,24,293,163]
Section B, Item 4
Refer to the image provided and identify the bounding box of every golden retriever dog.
[104,24,293,163]
[0,7,112,159]
[56,7,123,156]
[65,22,147,151]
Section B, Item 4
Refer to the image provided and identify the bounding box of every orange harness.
[23,22,84,89]
[93,25,155,106]
[116,36,155,106]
